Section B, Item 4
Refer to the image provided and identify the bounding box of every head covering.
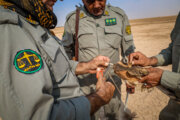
[0,0,57,29]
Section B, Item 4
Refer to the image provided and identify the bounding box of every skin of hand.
[128,51,158,67]
[75,56,110,75]
[87,72,115,115]
[139,67,164,88]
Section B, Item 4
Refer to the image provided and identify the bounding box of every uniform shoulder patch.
[126,25,132,35]
[14,49,43,74]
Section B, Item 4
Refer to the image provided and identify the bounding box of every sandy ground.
[0,16,177,120]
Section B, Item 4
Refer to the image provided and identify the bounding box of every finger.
[95,56,110,63]
[139,76,148,83]
[97,60,109,67]
[97,71,105,85]
[89,70,97,74]
[103,56,110,63]
[129,53,136,64]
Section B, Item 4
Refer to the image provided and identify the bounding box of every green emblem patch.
[105,18,117,26]
[14,49,43,74]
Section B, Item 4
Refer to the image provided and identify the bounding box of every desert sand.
[0,16,177,120]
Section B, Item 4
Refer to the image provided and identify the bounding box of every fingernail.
[105,62,109,66]
[132,61,134,65]
[97,68,101,71]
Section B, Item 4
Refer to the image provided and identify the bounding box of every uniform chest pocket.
[104,26,122,49]
[78,26,96,49]
[40,37,69,83]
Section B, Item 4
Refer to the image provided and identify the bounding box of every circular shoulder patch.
[14,49,43,74]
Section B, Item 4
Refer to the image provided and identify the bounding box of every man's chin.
[93,12,103,17]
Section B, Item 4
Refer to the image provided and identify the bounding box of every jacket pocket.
[78,26,95,49]
[104,26,122,49]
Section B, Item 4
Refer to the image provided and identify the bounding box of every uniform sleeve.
[62,17,75,59]
[155,12,180,66]
[161,70,180,92]
[50,96,90,120]
[69,60,79,73]
[121,13,135,62]
[0,23,90,120]
[155,42,173,66]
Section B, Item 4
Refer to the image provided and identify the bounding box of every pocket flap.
[78,26,93,38]
[105,26,122,36]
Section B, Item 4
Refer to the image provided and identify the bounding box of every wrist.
[148,57,158,66]
[86,92,104,115]
[75,62,89,75]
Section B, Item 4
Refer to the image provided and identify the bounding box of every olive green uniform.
[0,6,90,120]
[155,12,180,120]
[62,4,135,120]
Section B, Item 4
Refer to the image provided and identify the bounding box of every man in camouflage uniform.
[62,0,135,119]
[129,12,180,120]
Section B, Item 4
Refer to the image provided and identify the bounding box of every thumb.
[96,71,105,89]
[139,76,148,83]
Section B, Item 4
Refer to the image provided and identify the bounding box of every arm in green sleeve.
[155,42,173,66]
[161,70,180,92]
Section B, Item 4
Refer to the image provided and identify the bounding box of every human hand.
[128,51,157,67]
[95,72,115,104]
[87,73,115,115]
[139,67,163,88]
[75,55,110,75]
[87,55,110,74]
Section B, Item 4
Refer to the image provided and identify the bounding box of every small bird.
[113,61,149,86]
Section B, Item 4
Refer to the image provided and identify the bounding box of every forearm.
[86,93,105,115]
[161,70,180,91]
[75,62,89,75]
